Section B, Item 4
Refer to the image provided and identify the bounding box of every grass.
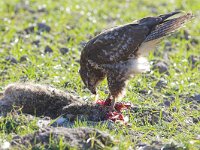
[0,0,200,149]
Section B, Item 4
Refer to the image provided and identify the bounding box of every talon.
[104,98,112,106]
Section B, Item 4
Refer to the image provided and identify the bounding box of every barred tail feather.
[144,12,194,42]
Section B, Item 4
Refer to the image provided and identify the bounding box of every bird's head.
[79,68,99,95]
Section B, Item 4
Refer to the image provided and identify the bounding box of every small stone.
[139,89,148,94]
[11,127,114,149]
[155,78,167,88]
[20,55,28,62]
[24,26,35,34]
[192,94,200,102]
[44,45,53,53]
[163,100,171,107]
[188,55,199,66]
[172,106,177,112]
[193,117,200,124]
[5,56,17,64]
[32,40,40,47]
[165,41,172,47]
[23,23,50,34]
[37,23,51,32]
[164,41,173,51]
[190,38,199,46]
[153,61,169,74]
[183,30,190,40]
[59,47,69,55]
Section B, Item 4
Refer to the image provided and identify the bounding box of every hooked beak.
[89,87,99,100]
[90,89,97,95]
[88,86,97,95]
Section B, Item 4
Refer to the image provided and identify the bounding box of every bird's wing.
[83,12,193,65]
[136,12,194,56]
[84,23,150,64]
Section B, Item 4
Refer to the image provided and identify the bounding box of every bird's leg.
[100,93,114,110]
[109,97,116,111]
[105,72,132,123]
[107,73,127,112]
[105,93,117,111]
[105,93,112,104]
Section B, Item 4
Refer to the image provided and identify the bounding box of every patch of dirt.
[129,106,173,125]
[0,112,38,134]
[11,127,114,149]
[62,103,108,122]
[0,83,85,118]
[0,84,188,132]
[136,141,186,150]
[0,83,197,149]
[0,83,173,124]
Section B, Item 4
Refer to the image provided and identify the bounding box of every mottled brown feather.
[83,24,150,64]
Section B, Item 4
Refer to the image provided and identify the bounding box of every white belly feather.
[125,38,162,76]
[127,56,150,74]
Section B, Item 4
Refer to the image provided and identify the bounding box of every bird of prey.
[79,11,193,111]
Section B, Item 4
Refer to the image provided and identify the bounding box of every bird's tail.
[144,12,194,42]
[159,11,182,22]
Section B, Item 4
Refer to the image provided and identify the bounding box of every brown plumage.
[79,11,193,111]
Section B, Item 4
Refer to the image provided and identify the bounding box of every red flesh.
[96,99,131,123]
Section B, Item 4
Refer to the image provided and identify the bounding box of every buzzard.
[79,11,193,111]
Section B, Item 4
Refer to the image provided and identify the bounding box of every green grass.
[0,0,200,149]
